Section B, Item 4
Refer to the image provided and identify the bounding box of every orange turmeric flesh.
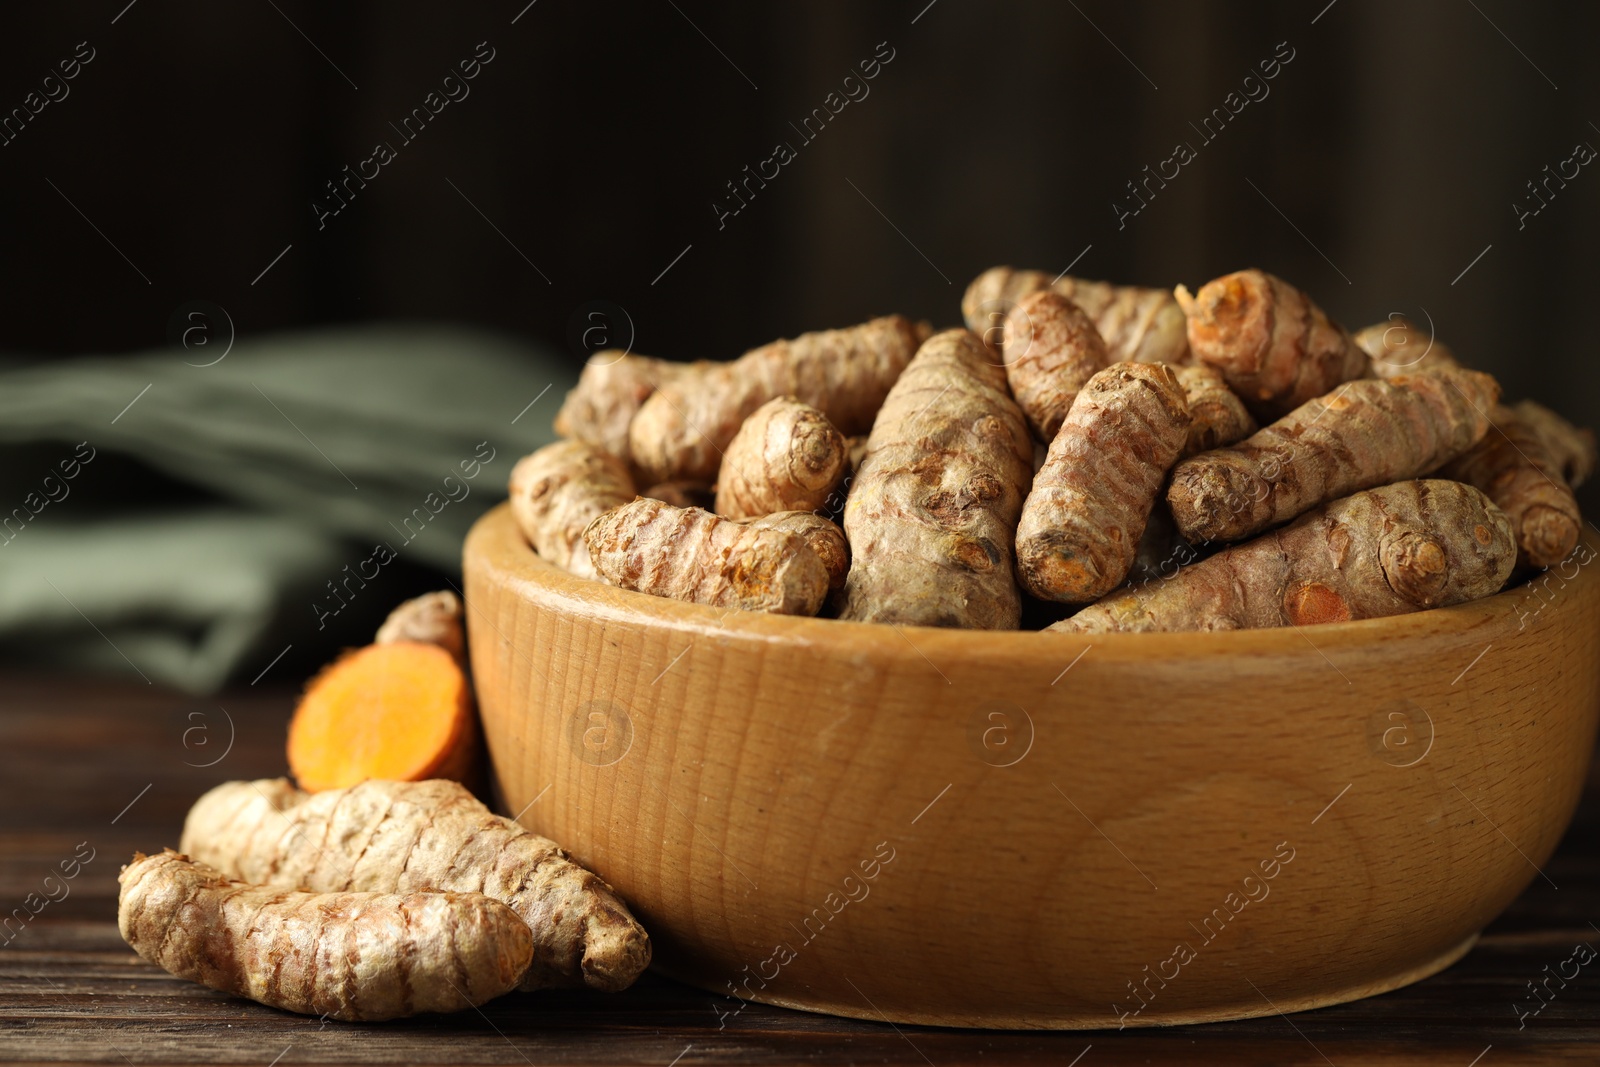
[287,642,473,792]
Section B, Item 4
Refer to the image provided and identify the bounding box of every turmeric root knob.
[118,850,531,1021]
[375,590,464,662]
[1515,399,1597,489]
[1057,480,1516,633]
[1052,274,1190,366]
[1002,290,1111,441]
[1442,405,1582,568]
[715,396,847,520]
[1177,269,1370,419]
[841,329,1034,629]
[961,266,1052,349]
[1354,316,1460,379]
[180,778,652,993]
[287,642,475,793]
[747,511,850,593]
[629,315,929,485]
[1167,367,1500,544]
[1174,363,1257,457]
[585,497,829,615]
[509,440,635,577]
[554,351,704,462]
[1016,362,1192,604]
[962,267,1189,365]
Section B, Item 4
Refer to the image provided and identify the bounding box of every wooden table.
[3,670,1597,1065]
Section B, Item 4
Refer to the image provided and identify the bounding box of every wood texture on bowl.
[464,503,1600,1029]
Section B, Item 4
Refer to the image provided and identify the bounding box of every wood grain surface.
[464,503,1600,1029]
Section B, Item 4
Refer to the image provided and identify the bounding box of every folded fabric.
[0,511,346,694]
[0,324,575,692]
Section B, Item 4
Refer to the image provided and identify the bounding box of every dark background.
[2,0,1595,511]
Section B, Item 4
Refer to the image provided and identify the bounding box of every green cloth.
[0,512,343,693]
[0,325,574,693]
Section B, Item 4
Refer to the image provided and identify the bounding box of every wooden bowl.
[464,503,1600,1029]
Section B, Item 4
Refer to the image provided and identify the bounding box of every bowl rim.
[466,502,1594,658]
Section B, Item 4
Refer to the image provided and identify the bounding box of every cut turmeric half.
[287,641,476,792]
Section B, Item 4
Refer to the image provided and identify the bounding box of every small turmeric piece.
[1441,405,1582,568]
[1056,274,1191,367]
[748,511,850,593]
[629,315,929,484]
[714,396,848,520]
[509,440,635,578]
[1176,269,1371,420]
[1514,399,1597,489]
[1353,316,1460,379]
[1167,367,1499,544]
[375,590,464,663]
[554,351,705,462]
[180,778,651,993]
[1001,290,1111,440]
[1016,362,1192,603]
[962,266,1190,364]
[1055,480,1516,633]
[584,497,829,615]
[840,329,1033,628]
[367,590,480,787]
[287,642,476,793]
[961,266,1051,348]
[119,850,531,1022]
[1174,363,1257,457]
